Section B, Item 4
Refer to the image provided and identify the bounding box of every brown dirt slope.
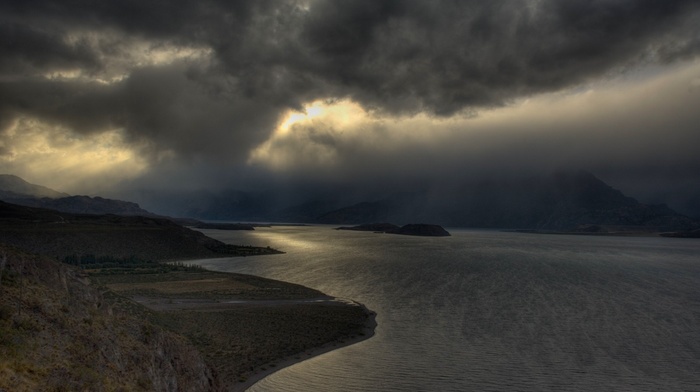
[0,244,216,392]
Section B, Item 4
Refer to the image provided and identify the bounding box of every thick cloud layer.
[1,0,700,214]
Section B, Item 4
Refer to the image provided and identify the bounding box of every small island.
[337,223,451,237]
[660,229,700,238]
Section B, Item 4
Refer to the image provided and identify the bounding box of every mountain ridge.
[0,174,69,199]
[0,174,160,218]
[2,172,696,232]
[308,172,697,231]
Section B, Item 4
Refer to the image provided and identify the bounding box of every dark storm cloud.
[2,0,700,214]
[294,0,700,114]
[0,64,284,160]
[2,0,700,153]
[0,22,99,75]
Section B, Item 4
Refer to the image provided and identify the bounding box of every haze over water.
[192,226,700,391]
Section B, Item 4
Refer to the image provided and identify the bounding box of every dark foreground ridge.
[337,222,451,236]
[0,200,281,260]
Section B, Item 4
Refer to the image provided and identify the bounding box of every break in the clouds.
[1,0,700,213]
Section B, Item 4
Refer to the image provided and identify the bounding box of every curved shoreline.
[101,264,378,392]
[232,301,377,392]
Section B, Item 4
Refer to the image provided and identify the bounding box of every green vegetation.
[62,254,206,275]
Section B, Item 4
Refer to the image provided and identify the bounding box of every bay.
[190,226,700,391]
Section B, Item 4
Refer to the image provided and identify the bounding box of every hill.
[0,201,280,261]
[0,174,161,218]
[8,195,156,216]
[0,174,68,199]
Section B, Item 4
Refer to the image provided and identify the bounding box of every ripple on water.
[192,227,700,392]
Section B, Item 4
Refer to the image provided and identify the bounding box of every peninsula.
[337,222,451,236]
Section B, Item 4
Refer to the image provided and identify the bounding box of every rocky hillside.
[0,244,216,391]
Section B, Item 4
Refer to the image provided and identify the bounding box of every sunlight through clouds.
[247,60,700,178]
[248,99,368,169]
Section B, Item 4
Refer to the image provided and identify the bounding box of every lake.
[191,226,700,391]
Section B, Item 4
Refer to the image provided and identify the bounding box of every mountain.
[317,172,696,231]
[0,174,69,199]
[0,174,157,217]
[134,189,280,221]
[8,195,156,216]
[10,172,692,232]
[274,200,344,223]
[317,201,394,224]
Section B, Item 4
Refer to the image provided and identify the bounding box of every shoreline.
[98,261,378,392]
[232,301,377,392]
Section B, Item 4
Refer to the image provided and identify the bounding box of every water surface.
[191,226,700,391]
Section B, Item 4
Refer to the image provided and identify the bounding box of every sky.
[1,0,699,216]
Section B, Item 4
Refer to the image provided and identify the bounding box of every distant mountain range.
[0,174,69,199]
[135,171,697,232]
[314,172,697,232]
[0,174,155,217]
[1,172,697,232]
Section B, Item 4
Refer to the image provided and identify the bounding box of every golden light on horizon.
[0,117,148,193]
